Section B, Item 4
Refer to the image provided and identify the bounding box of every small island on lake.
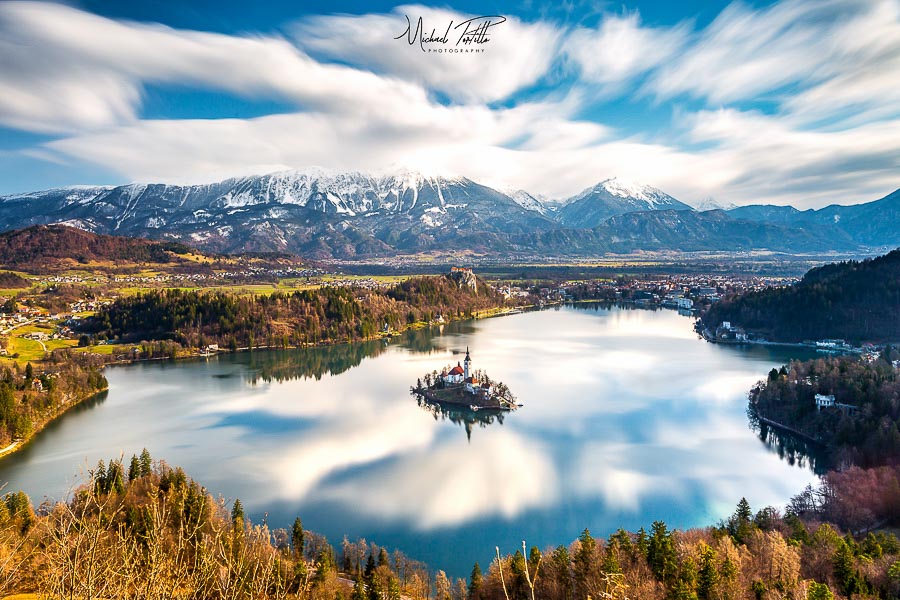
[412,347,518,411]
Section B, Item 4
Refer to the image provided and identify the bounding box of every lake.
[0,304,821,576]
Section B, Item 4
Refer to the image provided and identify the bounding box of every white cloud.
[564,12,689,90]
[2,0,899,208]
[315,430,557,529]
[684,108,900,207]
[649,0,900,121]
[294,5,562,103]
[0,1,430,132]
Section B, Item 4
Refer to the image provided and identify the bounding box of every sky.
[0,0,899,208]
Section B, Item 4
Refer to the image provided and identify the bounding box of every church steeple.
[464,346,471,380]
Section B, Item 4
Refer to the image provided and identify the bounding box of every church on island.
[414,346,516,411]
[441,347,493,398]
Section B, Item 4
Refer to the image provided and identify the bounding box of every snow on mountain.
[1,170,897,258]
[506,189,549,215]
[556,177,694,228]
[693,198,737,211]
[577,178,687,208]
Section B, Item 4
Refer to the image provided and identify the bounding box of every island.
[412,347,518,411]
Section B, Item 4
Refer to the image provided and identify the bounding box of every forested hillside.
[0,354,107,448]
[0,224,196,268]
[703,250,900,342]
[750,355,900,467]
[83,274,506,349]
[1,451,898,599]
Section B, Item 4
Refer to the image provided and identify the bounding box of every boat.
[470,405,479,412]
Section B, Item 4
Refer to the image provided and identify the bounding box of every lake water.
[0,304,821,576]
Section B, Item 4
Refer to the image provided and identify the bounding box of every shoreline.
[0,386,109,463]
[418,389,515,411]
[754,413,824,446]
[0,304,530,461]
[94,303,533,366]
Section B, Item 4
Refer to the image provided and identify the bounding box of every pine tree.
[636,527,649,558]
[735,497,752,522]
[807,581,834,600]
[139,447,152,477]
[468,562,483,599]
[648,521,677,584]
[601,541,621,574]
[388,576,401,600]
[292,517,305,559]
[550,545,572,600]
[730,498,754,543]
[364,552,377,600]
[107,460,125,494]
[231,499,245,532]
[833,540,862,597]
[93,459,106,494]
[574,528,597,596]
[609,529,634,556]
[697,543,719,600]
[128,454,140,482]
[351,577,366,600]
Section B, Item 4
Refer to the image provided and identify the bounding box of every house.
[443,363,465,384]
[676,297,693,309]
[815,394,835,410]
[31,378,43,392]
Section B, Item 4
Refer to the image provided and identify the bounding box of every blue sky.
[1,0,898,207]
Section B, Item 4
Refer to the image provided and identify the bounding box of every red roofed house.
[444,363,465,384]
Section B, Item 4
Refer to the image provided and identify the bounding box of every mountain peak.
[558,177,693,228]
[595,177,661,201]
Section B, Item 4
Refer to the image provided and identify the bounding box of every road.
[0,317,38,335]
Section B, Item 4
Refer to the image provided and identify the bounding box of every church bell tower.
[464,346,471,380]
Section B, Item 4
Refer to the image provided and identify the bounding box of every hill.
[702,249,900,342]
[82,273,505,348]
[0,224,197,270]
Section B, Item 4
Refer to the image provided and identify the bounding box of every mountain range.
[0,170,896,259]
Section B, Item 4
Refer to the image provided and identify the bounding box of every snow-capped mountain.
[505,189,549,215]
[0,169,554,258]
[692,198,737,212]
[1,170,897,258]
[556,178,694,228]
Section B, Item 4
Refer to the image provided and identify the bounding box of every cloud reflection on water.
[192,306,819,533]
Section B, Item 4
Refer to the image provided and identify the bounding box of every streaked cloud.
[1,0,898,207]
[0,1,429,132]
[649,0,900,127]
[293,5,562,103]
[565,11,689,90]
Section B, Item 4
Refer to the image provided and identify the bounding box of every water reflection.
[236,325,471,386]
[0,306,823,577]
[415,393,507,441]
[748,412,828,474]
